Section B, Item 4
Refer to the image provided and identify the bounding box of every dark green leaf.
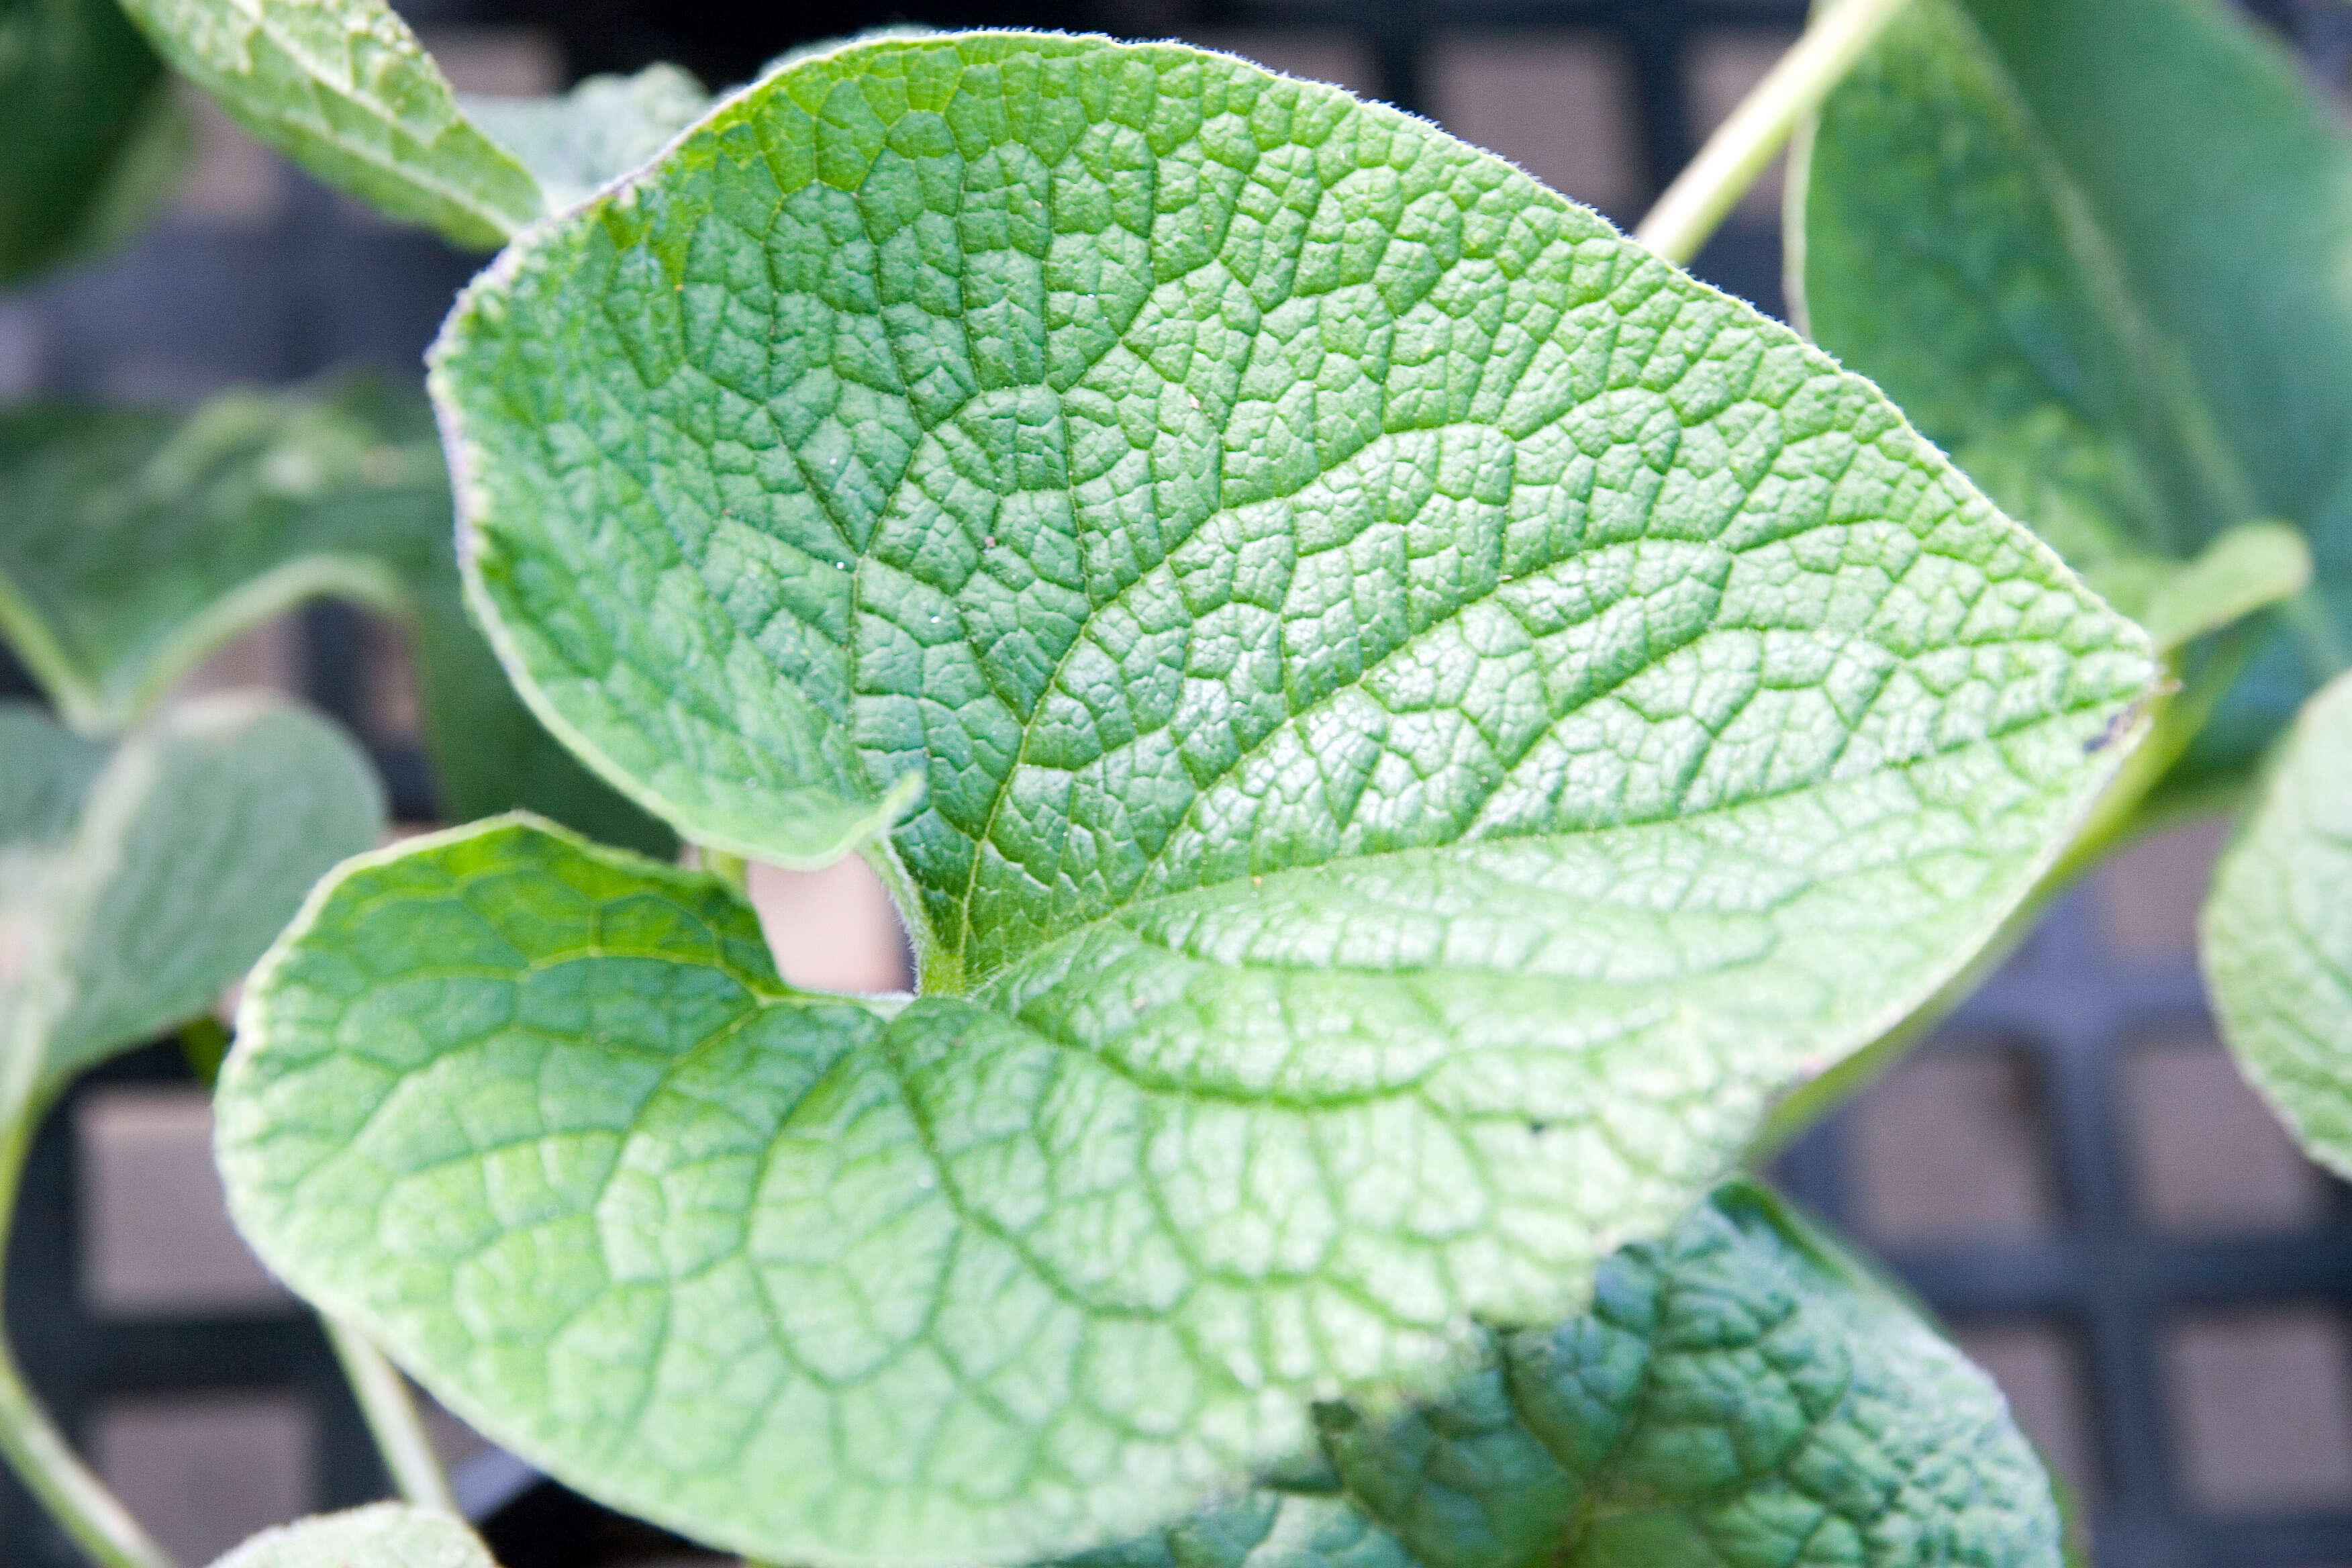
[0,0,189,287]
[1795,0,2352,793]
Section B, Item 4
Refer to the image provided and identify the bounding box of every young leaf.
[1,692,382,1099]
[111,0,542,249]
[1071,1183,2061,1568]
[0,0,189,287]
[2090,521,2311,656]
[462,65,712,212]
[2204,669,2352,1176]
[1794,0,2352,793]
[208,1503,495,1568]
[0,379,672,852]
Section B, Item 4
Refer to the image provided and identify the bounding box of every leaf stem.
[0,1055,174,1568]
[326,1318,456,1514]
[1632,0,1913,266]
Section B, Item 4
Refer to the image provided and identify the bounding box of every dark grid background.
[8,1,2352,1563]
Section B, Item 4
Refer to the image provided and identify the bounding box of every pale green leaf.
[1795,0,2352,795]
[2204,668,2352,1176]
[0,0,189,287]
[0,378,672,852]
[462,64,710,212]
[2,692,382,1096]
[111,0,540,248]
[1070,1183,2059,1568]
[207,1503,495,1568]
[233,30,2150,1565]
[0,381,435,734]
[2091,521,2312,654]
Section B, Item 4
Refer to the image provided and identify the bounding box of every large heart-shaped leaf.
[0,377,671,852]
[0,0,189,288]
[2204,668,2352,1175]
[1794,0,2352,802]
[228,29,2149,1566]
[208,1504,494,1568]
[1069,1182,2060,1568]
[1,692,381,1099]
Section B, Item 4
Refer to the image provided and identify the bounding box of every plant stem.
[326,1318,456,1514]
[0,1058,173,1568]
[1632,0,1914,265]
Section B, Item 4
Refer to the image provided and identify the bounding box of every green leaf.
[0,378,673,852]
[230,30,2152,1565]
[0,0,190,289]
[405,567,677,854]
[1070,1183,2061,1568]
[1794,0,2352,791]
[462,64,711,213]
[111,0,542,249]
[2090,521,2312,656]
[2,692,382,1097]
[207,1503,495,1568]
[0,381,434,734]
[2204,667,2352,1176]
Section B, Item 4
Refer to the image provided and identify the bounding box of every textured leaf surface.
[1,693,381,1096]
[0,380,671,851]
[463,65,710,212]
[0,0,187,287]
[1071,1183,2059,1568]
[113,0,540,248]
[208,1504,495,1568]
[1797,0,2352,792]
[2204,669,2352,1177]
[229,769,2127,1563]
[235,28,2154,1565]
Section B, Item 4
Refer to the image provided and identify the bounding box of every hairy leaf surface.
[234,28,2151,1566]
[1796,0,2352,796]
[0,0,188,287]
[1,693,381,1097]
[0,379,670,850]
[208,1504,495,1568]
[2205,669,2352,1177]
[113,0,540,248]
[1071,1183,2060,1568]
[463,65,711,212]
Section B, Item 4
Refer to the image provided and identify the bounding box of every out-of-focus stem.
[326,1317,456,1514]
[1633,0,1913,266]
